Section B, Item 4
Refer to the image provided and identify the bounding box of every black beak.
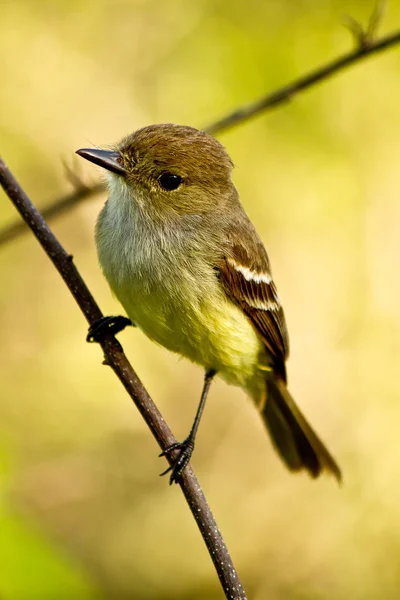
[75,148,126,176]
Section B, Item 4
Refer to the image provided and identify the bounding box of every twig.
[0,183,102,248]
[1,17,399,245]
[205,27,400,134]
[366,1,386,44]
[61,156,94,191]
[343,0,386,50]
[0,156,248,600]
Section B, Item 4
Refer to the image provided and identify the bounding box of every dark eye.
[158,173,182,191]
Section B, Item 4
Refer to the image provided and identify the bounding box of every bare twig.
[343,1,386,49]
[0,183,102,248]
[343,15,371,49]
[367,1,386,44]
[1,19,399,246]
[61,156,94,191]
[205,27,400,134]
[0,156,247,600]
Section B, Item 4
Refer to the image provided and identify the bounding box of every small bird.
[77,124,341,484]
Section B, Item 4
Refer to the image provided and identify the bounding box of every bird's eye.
[158,173,182,191]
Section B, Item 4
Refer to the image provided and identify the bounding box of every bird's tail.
[261,375,341,482]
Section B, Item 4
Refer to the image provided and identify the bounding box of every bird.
[76,123,341,484]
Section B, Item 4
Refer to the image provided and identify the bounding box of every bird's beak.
[75,148,126,176]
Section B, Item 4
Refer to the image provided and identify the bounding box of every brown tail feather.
[262,376,341,482]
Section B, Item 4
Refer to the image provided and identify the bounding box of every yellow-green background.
[1,1,400,598]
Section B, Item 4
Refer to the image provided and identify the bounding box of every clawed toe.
[159,438,194,484]
[87,315,133,343]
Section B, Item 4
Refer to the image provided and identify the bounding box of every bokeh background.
[1,1,400,598]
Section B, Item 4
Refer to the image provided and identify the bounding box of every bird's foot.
[159,438,195,485]
[87,315,133,344]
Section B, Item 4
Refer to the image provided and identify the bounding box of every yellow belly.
[113,272,266,397]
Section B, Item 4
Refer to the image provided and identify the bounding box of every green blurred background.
[1,1,400,598]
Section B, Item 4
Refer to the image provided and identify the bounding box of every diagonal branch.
[1,21,399,246]
[0,182,102,248]
[0,156,248,600]
[205,27,400,134]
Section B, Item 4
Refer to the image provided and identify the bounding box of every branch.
[0,182,102,248]
[0,156,248,600]
[1,16,399,245]
[206,27,400,134]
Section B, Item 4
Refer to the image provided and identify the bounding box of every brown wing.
[217,242,289,381]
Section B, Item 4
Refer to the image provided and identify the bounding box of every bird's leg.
[160,368,216,484]
[87,316,134,344]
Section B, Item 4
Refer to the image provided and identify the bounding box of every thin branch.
[343,0,386,49]
[205,27,400,134]
[0,156,248,600]
[1,19,400,246]
[62,156,95,191]
[367,0,386,45]
[0,183,102,248]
